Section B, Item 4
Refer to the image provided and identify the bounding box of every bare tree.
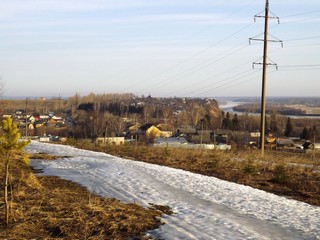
[0,79,5,97]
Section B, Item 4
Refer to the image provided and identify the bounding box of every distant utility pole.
[313,133,316,160]
[250,0,282,157]
[58,94,61,116]
[104,121,108,145]
[25,97,28,138]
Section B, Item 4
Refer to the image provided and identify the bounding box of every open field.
[0,98,65,115]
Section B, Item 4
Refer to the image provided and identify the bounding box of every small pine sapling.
[0,117,30,225]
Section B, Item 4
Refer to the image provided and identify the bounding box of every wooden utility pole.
[58,94,61,116]
[313,132,316,160]
[104,121,108,145]
[260,0,269,157]
[25,97,28,138]
[250,0,281,157]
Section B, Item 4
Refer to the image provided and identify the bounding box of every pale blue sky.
[0,0,319,98]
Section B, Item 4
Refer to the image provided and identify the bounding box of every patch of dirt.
[28,152,71,160]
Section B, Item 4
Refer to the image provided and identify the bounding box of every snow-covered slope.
[28,141,320,240]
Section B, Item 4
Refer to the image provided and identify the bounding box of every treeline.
[233,104,308,116]
[5,92,317,142]
[219,110,320,141]
[65,93,222,139]
[78,102,143,115]
[66,93,320,141]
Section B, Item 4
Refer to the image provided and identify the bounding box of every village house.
[276,138,295,149]
[96,137,125,145]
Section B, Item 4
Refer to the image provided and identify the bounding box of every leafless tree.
[0,79,5,97]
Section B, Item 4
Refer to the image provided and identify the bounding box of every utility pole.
[313,130,316,160]
[58,94,61,116]
[25,97,28,138]
[200,119,204,145]
[260,0,269,157]
[250,0,281,157]
[104,121,108,145]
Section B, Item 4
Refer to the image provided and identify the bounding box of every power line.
[286,43,320,49]
[161,40,280,98]
[192,69,261,97]
[280,64,320,69]
[117,2,319,99]
[282,10,320,18]
[279,68,320,71]
[280,15,320,24]
[203,69,265,97]
[284,35,320,42]
[284,43,320,48]
[164,53,260,98]
[126,23,255,94]
[181,7,320,99]
[144,43,250,95]
[114,0,257,83]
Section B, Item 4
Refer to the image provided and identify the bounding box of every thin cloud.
[0,13,248,31]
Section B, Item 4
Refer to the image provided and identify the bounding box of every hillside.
[0,152,163,239]
[28,141,320,239]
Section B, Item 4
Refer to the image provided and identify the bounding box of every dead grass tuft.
[28,152,61,160]
[149,203,174,215]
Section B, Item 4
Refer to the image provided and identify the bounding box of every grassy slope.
[0,155,163,239]
[1,141,319,238]
[73,141,320,207]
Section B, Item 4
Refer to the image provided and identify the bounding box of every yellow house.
[146,125,161,142]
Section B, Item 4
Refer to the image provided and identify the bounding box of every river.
[217,97,320,119]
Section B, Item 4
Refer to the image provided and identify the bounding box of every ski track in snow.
[27,141,320,240]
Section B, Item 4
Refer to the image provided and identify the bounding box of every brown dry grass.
[0,156,164,239]
[70,141,320,206]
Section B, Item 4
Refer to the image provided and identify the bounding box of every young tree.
[0,117,29,225]
[284,117,293,137]
[301,127,310,140]
[269,111,278,134]
[222,112,231,130]
[232,114,239,131]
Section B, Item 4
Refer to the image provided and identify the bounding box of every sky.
[0,0,319,98]
[28,141,320,239]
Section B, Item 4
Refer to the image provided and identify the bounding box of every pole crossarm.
[254,8,280,24]
[254,15,280,24]
[249,37,283,47]
[253,57,278,70]
[253,62,278,70]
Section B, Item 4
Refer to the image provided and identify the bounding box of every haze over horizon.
[0,0,319,98]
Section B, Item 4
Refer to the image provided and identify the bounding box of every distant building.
[276,138,295,148]
[250,132,260,138]
[39,136,50,142]
[15,109,25,115]
[96,137,125,145]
